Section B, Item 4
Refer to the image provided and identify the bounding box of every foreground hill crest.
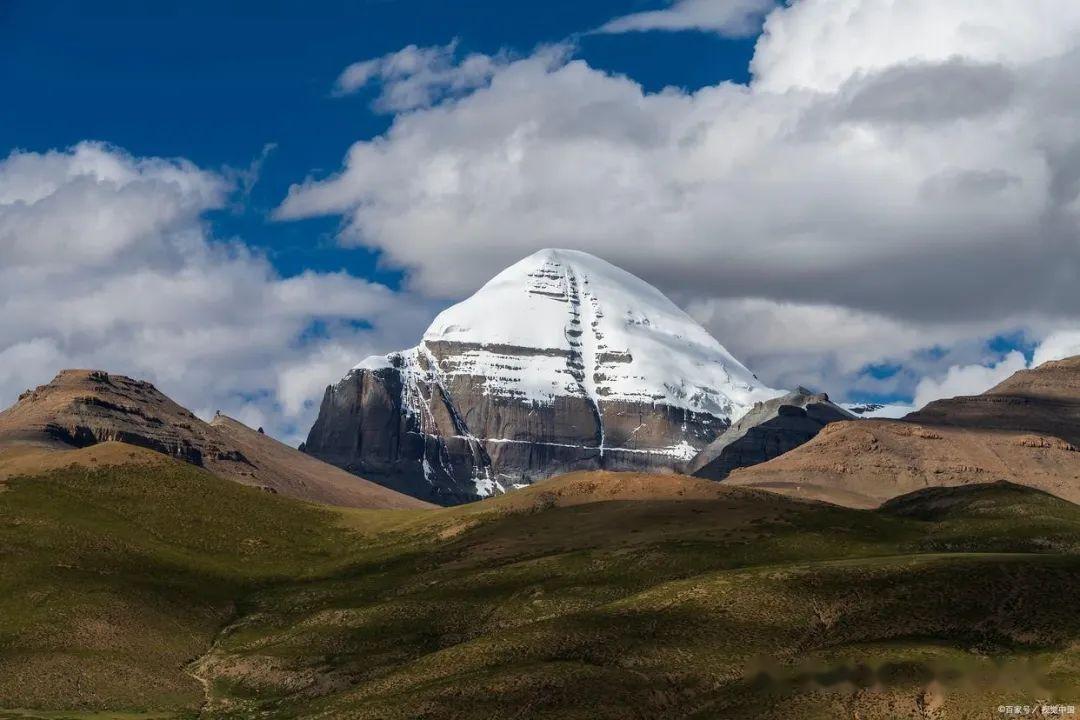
[303,248,781,504]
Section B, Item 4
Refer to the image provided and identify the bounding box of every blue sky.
[3,1,1079,440]
[3,1,755,286]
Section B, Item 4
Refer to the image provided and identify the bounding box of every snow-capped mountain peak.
[307,248,782,505]
[420,248,779,419]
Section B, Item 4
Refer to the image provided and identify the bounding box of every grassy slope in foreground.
[2,460,1080,719]
[0,443,381,715]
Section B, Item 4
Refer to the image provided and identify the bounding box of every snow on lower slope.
[419,248,780,420]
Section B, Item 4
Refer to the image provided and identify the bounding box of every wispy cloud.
[596,0,775,37]
[332,40,513,112]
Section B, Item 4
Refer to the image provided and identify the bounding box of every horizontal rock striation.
[725,356,1080,508]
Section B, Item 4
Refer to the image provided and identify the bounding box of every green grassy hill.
[2,455,1078,719]
[0,445,367,716]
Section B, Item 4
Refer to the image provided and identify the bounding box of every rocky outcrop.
[1,370,233,464]
[305,358,493,506]
[684,387,854,481]
[0,369,430,509]
[303,249,780,505]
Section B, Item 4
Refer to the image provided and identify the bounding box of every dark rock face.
[302,346,731,506]
[0,370,238,466]
[685,388,854,481]
[304,362,491,506]
[724,355,1080,509]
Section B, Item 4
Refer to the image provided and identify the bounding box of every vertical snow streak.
[415,343,498,497]
[422,248,776,416]
[563,263,606,458]
[396,347,453,485]
[393,345,497,495]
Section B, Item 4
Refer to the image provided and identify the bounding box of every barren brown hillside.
[908,356,1080,444]
[727,356,1080,508]
[210,413,433,509]
[0,369,430,509]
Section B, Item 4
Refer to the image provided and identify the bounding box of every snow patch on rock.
[353,354,393,371]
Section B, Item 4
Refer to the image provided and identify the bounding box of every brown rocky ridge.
[0,369,431,509]
[726,356,1080,508]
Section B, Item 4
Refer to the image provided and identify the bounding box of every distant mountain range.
[294,248,1080,510]
[729,356,1080,507]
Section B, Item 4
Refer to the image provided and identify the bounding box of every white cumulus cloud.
[906,328,1080,412]
[0,142,433,444]
[1032,329,1080,368]
[912,350,1029,410]
[751,0,1080,92]
[276,0,1080,401]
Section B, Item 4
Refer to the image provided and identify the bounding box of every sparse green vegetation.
[2,459,1078,719]
[0,459,358,713]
